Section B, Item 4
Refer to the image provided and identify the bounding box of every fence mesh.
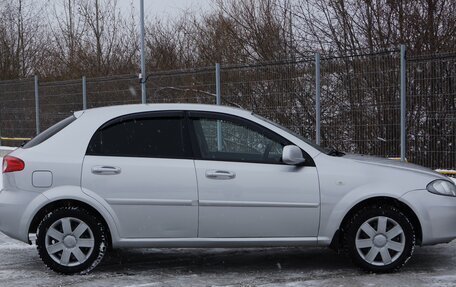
[0,78,36,145]
[408,53,456,170]
[40,79,84,130]
[87,75,140,108]
[320,51,401,158]
[148,68,216,105]
[0,50,454,170]
[221,60,315,141]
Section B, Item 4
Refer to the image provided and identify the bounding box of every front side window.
[252,113,329,154]
[87,116,189,158]
[191,116,286,163]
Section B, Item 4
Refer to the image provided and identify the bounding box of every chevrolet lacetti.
[1,104,455,274]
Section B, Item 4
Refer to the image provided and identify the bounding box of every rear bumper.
[401,189,456,245]
[0,188,48,243]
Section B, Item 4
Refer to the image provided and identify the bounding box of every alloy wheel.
[355,216,405,266]
[45,217,95,267]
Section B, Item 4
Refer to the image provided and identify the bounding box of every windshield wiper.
[326,147,345,157]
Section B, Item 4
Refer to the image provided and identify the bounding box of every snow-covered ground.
[1,150,456,286]
[0,232,455,287]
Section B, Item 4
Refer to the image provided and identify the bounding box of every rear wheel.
[36,206,107,274]
[343,204,415,273]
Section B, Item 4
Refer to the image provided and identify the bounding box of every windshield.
[252,113,329,154]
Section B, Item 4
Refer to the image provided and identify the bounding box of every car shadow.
[99,247,352,273]
[95,244,456,277]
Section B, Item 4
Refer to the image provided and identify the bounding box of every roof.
[76,103,252,118]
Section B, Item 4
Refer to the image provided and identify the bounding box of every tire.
[343,204,415,273]
[36,206,108,274]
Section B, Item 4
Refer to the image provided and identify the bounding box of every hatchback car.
[1,104,455,274]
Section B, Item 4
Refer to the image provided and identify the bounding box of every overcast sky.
[119,0,214,20]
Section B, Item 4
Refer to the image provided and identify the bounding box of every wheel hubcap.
[373,234,387,247]
[63,235,77,248]
[355,216,405,266]
[45,217,95,267]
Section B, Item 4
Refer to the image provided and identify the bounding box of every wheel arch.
[28,199,113,247]
[330,196,422,251]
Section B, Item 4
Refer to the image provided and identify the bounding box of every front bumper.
[0,188,48,243]
[401,189,456,245]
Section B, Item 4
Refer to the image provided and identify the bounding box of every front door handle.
[205,170,236,180]
[91,166,121,175]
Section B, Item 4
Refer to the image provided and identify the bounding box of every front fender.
[318,182,412,245]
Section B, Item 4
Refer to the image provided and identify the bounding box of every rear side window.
[86,116,190,158]
[23,115,76,149]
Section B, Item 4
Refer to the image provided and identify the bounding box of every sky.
[119,0,214,20]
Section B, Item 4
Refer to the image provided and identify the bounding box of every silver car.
[1,104,455,274]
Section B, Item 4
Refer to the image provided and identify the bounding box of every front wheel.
[36,206,108,274]
[343,204,416,273]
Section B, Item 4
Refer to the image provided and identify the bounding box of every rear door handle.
[91,166,121,175]
[205,170,236,180]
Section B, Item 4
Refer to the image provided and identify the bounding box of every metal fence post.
[140,0,147,104]
[0,103,2,146]
[215,63,221,105]
[82,76,87,110]
[34,75,40,135]
[215,63,222,151]
[400,45,406,161]
[315,53,321,145]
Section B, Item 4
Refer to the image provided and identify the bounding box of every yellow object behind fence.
[0,137,32,141]
[435,170,456,176]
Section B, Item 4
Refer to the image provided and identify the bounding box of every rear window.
[22,115,76,149]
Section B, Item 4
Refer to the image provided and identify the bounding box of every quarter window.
[87,116,189,158]
[23,115,76,149]
[192,117,285,163]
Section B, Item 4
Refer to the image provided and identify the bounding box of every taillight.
[2,156,25,173]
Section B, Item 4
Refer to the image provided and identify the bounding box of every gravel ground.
[0,232,455,287]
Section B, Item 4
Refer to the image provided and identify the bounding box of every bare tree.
[291,0,456,54]
[0,0,46,79]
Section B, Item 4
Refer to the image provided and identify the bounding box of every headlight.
[427,179,456,197]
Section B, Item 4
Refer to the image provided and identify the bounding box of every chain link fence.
[0,78,36,142]
[320,51,401,158]
[149,68,216,105]
[0,49,454,170]
[407,52,456,170]
[220,60,316,141]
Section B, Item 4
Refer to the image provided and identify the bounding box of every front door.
[189,112,320,238]
[81,111,198,238]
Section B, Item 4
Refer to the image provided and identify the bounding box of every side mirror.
[282,145,306,165]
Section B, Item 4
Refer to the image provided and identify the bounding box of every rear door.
[81,111,198,238]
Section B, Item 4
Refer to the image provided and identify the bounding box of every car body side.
[0,104,454,248]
